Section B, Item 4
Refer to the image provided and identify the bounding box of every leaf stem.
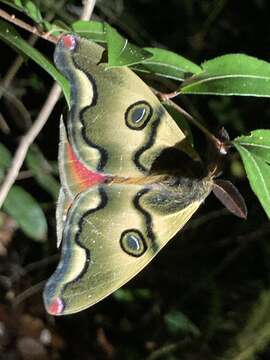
[165,98,222,147]
[157,90,180,101]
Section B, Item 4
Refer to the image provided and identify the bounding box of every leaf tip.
[212,179,248,219]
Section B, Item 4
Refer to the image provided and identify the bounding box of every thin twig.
[10,254,59,283]
[0,0,96,208]
[81,0,96,20]
[17,170,33,180]
[166,98,222,147]
[151,86,221,147]
[0,112,10,133]
[0,8,58,44]
[13,280,46,307]
[1,87,32,128]
[157,90,180,101]
[147,339,191,360]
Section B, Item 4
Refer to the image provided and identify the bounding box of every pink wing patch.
[47,297,64,315]
[66,142,107,193]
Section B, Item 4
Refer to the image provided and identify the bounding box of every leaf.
[180,54,270,97]
[0,0,44,24]
[164,310,200,337]
[213,179,247,219]
[0,143,12,181]
[71,20,106,43]
[42,20,70,37]
[114,288,152,303]
[0,143,12,170]
[132,47,201,81]
[26,145,60,200]
[71,21,201,79]
[233,130,270,218]
[0,19,70,105]
[18,0,43,24]
[105,23,153,67]
[163,103,194,146]
[0,144,48,241]
[3,185,47,241]
[234,129,270,162]
[0,0,24,11]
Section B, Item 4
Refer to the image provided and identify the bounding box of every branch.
[0,8,58,44]
[0,0,97,209]
[81,0,96,20]
[165,98,222,147]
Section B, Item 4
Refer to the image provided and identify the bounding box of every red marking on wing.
[61,34,76,50]
[48,297,64,315]
[66,143,106,192]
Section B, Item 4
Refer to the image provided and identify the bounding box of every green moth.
[43,35,213,315]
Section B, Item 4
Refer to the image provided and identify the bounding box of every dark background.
[0,0,270,359]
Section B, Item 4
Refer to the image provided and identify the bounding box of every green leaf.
[41,19,71,37]
[181,54,270,97]
[0,0,43,24]
[0,143,49,241]
[105,23,153,67]
[0,143,12,169]
[234,130,270,162]
[0,19,70,105]
[0,143,12,181]
[132,47,201,81]
[19,0,43,24]
[114,288,152,302]
[26,145,60,200]
[233,130,270,218]
[133,288,152,300]
[72,20,106,43]
[163,103,194,146]
[0,0,24,11]
[164,310,200,337]
[3,185,47,241]
[113,288,134,302]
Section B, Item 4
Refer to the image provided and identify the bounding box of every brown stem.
[156,90,180,101]
[0,8,58,44]
[166,98,222,148]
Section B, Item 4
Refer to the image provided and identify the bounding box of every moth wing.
[43,180,210,315]
[55,36,186,178]
[55,187,72,248]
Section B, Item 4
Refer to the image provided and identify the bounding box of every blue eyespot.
[132,107,146,123]
[120,229,147,257]
[125,101,152,130]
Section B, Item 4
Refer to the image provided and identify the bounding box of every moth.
[43,34,215,316]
